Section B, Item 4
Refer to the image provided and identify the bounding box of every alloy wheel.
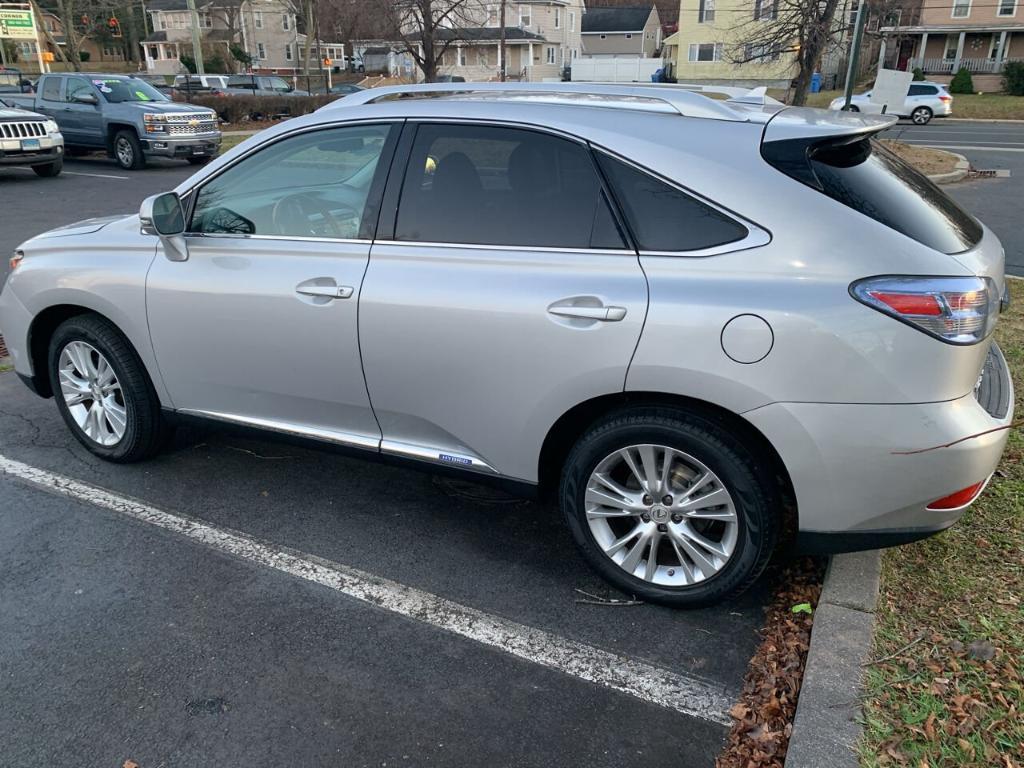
[584,444,739,587]
[912,108,931,125]
[58,341,127,446]
[116,136,134,167]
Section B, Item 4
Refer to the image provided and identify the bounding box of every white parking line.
[62,171,129,180]
[901,142,1024,153]
[0,453,733,725]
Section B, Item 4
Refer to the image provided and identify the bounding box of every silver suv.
[0,83,1012,606]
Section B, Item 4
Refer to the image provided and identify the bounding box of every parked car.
[344,55,365,73]
[313,82,366,97]
[434,75,466,83]
[4,73,220,170]
[223,74,310,97]
[0,83,1012,607]
[173,74,230,93]
[0,102,64,177]
[828,81,952,125]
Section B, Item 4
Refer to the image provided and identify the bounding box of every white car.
[829,81,953,125]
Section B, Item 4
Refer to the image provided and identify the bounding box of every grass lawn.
[219,133,253,153]
[859,278,1024,767]
[770,88,1024,120]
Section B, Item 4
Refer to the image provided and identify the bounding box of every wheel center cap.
[650,505,670,523]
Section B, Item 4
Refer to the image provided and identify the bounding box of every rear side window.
[596,153,748,252]
[908,84,937,96]
[797,137,981,254]
[41,77,61,101]
[395,124,626,249]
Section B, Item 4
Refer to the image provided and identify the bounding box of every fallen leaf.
[791,602,812,615]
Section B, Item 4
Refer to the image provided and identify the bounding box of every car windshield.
[92,78,168,103]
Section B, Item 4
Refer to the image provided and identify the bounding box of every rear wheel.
[560,408,778,607]
[32,158,62,177]
[911,106,933,125]
[113,129,146,170]
[48,314,168,462]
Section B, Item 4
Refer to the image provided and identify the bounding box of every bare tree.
[372,0,481,82]
[730,0,844,105]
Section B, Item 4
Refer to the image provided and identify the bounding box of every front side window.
[395,124,626,250]
[64,76,94,102]
[597,153,748,252]
[190,124,393,240]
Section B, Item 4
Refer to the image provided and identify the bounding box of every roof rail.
[667,83,785,107]
[322,81,749,122]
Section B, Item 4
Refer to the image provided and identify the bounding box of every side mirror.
[73,91,99,105]
[140,192,188,261]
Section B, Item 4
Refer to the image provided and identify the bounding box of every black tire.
[113,129,146,170]
[560,407,778,607]
[48,314,168,463]
[187,155,214,165]
[848,105,860,112]
[32,157,63,177]
[911,106,933,125]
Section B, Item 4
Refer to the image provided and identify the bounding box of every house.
[668,0,798,87]
[13,11,128,68]
[580,6,661,58]
[357,0,586,82]
[880,0,1022,91]
[141,0,334,76]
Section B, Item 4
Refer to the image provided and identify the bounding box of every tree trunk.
[789,0,841,106]
[31,0,73,68]
[302,0,314,82]
[55,0,83,71]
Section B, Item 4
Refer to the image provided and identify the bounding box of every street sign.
[0,8,35,39]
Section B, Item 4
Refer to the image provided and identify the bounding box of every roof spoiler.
[762,106,897,144]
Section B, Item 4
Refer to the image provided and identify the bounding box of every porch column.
[919,31,928,70]
[953,30,965,71]
[877,36,887,70]
[995,30,1008,65]
[456,42,463,67]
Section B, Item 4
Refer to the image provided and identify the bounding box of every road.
[0,155,761,765]
[881,119,1024,277]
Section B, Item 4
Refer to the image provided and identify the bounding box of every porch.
[880,26,1022,79]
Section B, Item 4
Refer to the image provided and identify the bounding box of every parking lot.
[0,115,1019,765]
[0,154,770,765]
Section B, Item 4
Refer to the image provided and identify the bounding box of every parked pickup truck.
[6,73,220,170]
[0,103,64,177]
[222,74,310,97]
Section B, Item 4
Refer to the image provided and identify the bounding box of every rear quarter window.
[763,136,981,255]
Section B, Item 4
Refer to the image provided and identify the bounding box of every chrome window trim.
[373,239,636,257]
[186,232,373,246]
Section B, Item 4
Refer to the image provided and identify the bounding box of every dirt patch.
[878,139,960,176]
[716,558,825,768]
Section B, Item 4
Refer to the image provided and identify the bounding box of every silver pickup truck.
[7,73,220,170]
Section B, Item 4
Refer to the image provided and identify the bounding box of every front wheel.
[32,157,63,177]
[48,314,168,462]
[911,106,933,125]
[113,129,146,170]
[560,408,778,607]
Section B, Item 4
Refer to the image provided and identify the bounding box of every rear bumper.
[746,343,1013,550]
[141,133,221,159]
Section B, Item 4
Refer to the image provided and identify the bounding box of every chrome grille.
[0,121,46,139]
[164,112,218,135]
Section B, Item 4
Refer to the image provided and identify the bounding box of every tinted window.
[908,84,937,96]
[191,124,392,239]
[41,76,61,101]
[597,154,748,251]
[806,138,981,254]
[395,124,626,249]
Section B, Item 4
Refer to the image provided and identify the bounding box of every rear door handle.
[547,304,627,322]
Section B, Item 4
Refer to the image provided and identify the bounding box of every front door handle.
[547,304,627,322]
[295,282,354,300]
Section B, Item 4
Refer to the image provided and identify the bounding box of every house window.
[699,0,716,22]
[256,41,266,60]
[944,34,959,58]
[572,47,577,58]
[744,43,780,61]
[554,8,560,27]
[254,10,264,28]
[754,0,777,20]
[283,13,291,30]
[457,47,467,66]
[546,46,555,63]
[519,5,531,26]
[997,0,1015,15]
[951,0,970,17]
[478,49,490,66]
[688,42,722,61]
[569,11,575,30]
[18,41,36,57]
[487,5,498,25]
[285,43,293,61]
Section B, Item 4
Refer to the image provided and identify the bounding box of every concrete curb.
[785,550,882,768]
[928,152,970,185]
[945,117,1024,124]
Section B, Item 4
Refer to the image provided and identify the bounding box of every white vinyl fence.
[570,58,663,83]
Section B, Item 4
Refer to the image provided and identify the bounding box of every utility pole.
[498,0,506,81]
[841,0,866,110]
[185,0,205,74]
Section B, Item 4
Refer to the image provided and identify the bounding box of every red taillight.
[868,291,943,316]
[939,95,952,103]
[927,480,986,510]
[9,250,24,271]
